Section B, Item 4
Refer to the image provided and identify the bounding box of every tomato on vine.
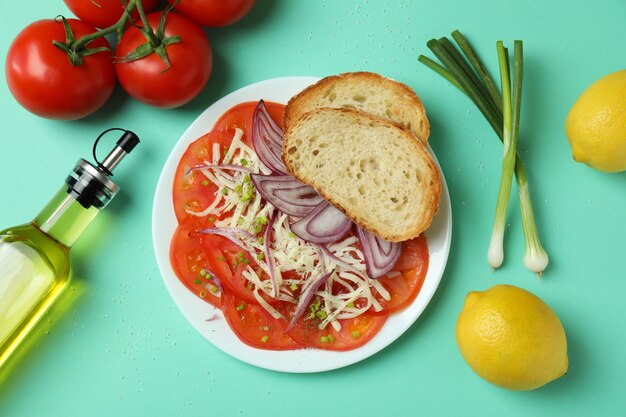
[5,18,116,120]
[166,0,256,27]
[115,11,212,108]
[64,0,158,29]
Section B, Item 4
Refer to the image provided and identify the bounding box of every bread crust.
[284,71,431,143]
[283,107,441,242]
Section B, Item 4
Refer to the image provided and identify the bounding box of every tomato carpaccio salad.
[170,101,429,351]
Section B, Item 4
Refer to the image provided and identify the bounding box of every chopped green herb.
[243,174,251,183]
[327,334,335,343]
[288,232,296,238]
[256,253,265,260]
[246,283,253,291]
[255,216,269,225]
[209,285,219,294]
[316,310,327,320]
[260,326,270,331]
[243,258,250,265]
[194,279,202,285]
[202,180,209,186]
[320,336,329,343]
[199,269,207,277]
[208,217,215,223]
[260,335,269,343]
[351,330,361,339]
[290,283,298,291]
[234,184,243,193]
[217,256,226,262]
[240,158,249,166]
[309,311,316,319]
[346,301,355,309]
[221,188,228,195]
[236,303,246,312]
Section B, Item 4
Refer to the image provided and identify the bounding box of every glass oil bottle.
[0,129,140,372]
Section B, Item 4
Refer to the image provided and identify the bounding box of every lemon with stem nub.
[456,285,568,390]
[565,70,626,172]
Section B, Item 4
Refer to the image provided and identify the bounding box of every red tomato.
[370,235,429,314]
[64,0,158,29]
[166,0,255,27]
[115,12,212,108]
[170,217,221,307]
[5,19,116,120]
[221,292,301,350]
[287,311,388,351]
[172,102,285,222]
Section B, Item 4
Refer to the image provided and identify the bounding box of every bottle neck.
[33,187,100,248]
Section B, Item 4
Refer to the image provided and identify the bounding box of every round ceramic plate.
[152,76,452,373]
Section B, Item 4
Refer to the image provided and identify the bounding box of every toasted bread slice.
[283,108,441,242]
[284,72,430,143]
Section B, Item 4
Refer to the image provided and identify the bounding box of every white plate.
[152,76,452,373]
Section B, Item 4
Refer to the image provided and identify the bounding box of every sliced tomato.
[202,233,259,304]
[170,217,221,307]
[221,292,300,350]
[287,312,388,351]
[371,235,429,315]
[171,101,285,222]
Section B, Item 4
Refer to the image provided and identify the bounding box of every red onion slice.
[285,270,334,333]
[252,100,288,174]
[202,267,224,293]
[250,174,323,217]
[263,210,278,296]
[355,225,402,279]
[197,227,257,254]
[186,163,253,175]
[290,201,352,243]
[319,245,361,274]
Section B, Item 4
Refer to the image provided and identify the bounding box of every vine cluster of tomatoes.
[5,0,256,120]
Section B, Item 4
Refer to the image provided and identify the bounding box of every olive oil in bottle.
[0,129,139,371]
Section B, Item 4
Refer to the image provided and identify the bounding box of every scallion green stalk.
[487,42,515,269]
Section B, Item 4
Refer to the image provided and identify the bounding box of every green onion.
[487,41,515,269]
[419,30,549,276]
[194,279,202,285]
[236,303,246,312]
[351,330,361,339]
[216,256,225,262]
[221,188,228,195]
[320,336,329,343]
[290,283,298,291]
[256,253,265,260]
[199,269,207,277]
[346,301,355,309]
[316,310,327,320]
[202,180,209,186]
[233,184,243,193]
[240,158,249,166]
[209,285,218,294]
[260,335,269,343]
[208,217,215,223]
[260,325,270,331]
[327,334,335,343]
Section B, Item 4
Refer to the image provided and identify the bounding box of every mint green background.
[1,1,625,416]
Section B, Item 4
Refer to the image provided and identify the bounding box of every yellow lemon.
[456,285,568,390]
[565,70,626,172]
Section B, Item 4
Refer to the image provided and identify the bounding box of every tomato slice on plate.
[171,101,284,222]
[170,218,221,308]
[287,312,388,351]
[221,292,301,350]
[371,235,429,315]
